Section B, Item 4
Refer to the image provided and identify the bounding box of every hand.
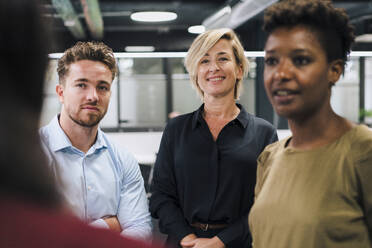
[103,215,122,233]
[180,233,198,248]
[181,236,225,248]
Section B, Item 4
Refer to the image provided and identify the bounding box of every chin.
[80,119,101,127]
[274,107,293,119]
[275,108,311,122]
[72,114,102,127]
[206,89,233,99]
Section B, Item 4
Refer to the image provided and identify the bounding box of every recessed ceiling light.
[188,25,205,34]
[130,11,177,22]
[48,51,372,59]
[125,46,155,52]
[64,19,76,27]
[356,34,372,43]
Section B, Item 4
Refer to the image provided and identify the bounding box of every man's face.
[57,59,113,128]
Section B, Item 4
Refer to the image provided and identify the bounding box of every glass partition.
[40,52,371,130]
[331,57,360,123]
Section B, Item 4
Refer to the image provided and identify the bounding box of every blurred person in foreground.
[248,0,372,247]
[0,0,157,247]
[39,41,152,240]
[150,28,277,248]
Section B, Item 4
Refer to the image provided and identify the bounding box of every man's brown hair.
[57,41,117,84]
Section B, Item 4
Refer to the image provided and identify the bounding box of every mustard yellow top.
[249,125,372,248]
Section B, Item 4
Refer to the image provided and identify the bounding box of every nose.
[273,59,292,82]
[208,60,220,72]
[86,87,99,102]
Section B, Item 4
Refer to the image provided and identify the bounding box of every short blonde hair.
[184,28,249,100]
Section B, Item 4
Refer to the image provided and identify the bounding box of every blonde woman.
[150,28,277,248]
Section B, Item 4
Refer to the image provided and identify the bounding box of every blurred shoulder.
[166,111,195,128]
[348,125,372,159]
[258,138,286,164]
[249,114,276,131]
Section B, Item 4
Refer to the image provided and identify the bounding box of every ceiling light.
[356,34,372,43]
[115,52,187,58]
[188,25,205,34]
[49,51,372,59]
[130,11,177,22]
[64,19,76,27]
[125,46,155,52]
[350,51,372,57]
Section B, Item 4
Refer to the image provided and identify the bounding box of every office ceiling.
[40,0,372,53]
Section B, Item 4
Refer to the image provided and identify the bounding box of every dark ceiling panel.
[40,0,372,52]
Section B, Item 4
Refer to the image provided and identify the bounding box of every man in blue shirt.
[39,41,151,240]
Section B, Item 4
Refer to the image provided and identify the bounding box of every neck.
[288,106,353,149]
[203,94,239,119]
[58,112,98,153]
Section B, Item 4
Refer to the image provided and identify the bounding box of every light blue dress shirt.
[39,115,152,240]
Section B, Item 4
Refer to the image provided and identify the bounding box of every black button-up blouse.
[150,104,278,246]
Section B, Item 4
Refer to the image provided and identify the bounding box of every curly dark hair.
[57,41,117,84]
[263,0,355,67]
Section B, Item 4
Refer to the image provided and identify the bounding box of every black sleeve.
[149,125,194,243]
[258,121,278,152]
[219,122,278,246]
[217,213,250,246]
[266,125,279,146]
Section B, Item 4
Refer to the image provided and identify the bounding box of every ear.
[56,84,65,104]
[236,63,243,81]
[328,59,343,86]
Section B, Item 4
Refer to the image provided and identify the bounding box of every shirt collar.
[94,128,107,150]
[192,103,250,130]
[192,104,204,130]
[46,115,107,152]
[235,103,249,128]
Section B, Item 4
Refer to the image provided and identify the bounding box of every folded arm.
[117,152,152,240]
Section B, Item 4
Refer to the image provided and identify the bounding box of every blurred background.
[38,0,372,190]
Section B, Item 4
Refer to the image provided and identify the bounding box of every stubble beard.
[69,110,106,128]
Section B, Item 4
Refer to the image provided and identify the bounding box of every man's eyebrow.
[98,81,111,85]
[74,78,89,82]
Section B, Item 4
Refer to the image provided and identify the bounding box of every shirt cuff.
[216,218,247,246]
[169,222,195,244]
[89,218,109,229]
[120,224,153,241]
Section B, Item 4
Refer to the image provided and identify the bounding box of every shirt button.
[87,186,92,190]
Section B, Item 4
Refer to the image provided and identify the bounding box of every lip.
[207,76,226,84]
[272,89,299,104]
[82,106,100,111]
[207,76,225,83]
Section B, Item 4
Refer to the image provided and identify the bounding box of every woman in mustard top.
[249,0,372,247]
